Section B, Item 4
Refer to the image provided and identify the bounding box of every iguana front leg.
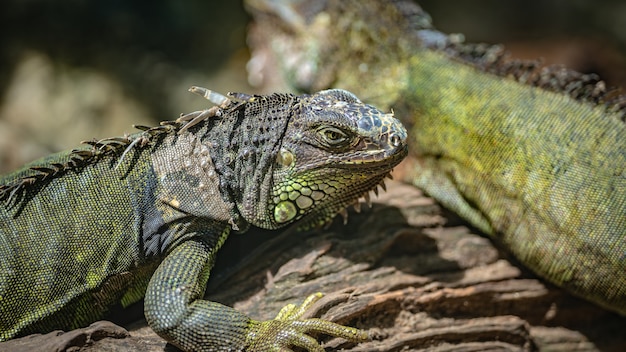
[145,233,367,351]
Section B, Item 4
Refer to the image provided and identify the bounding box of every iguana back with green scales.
[0,86,408,351]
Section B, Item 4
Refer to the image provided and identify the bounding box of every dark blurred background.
[422,0,626,87]
[1,0,624,173]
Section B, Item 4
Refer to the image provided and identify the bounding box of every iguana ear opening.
[276,148,295,167]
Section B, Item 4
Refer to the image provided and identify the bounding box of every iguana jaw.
[294,169,397,231]
[266,144,406,231]
[300,144,407,229]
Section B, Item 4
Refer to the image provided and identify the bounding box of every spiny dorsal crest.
[0,87,252,206]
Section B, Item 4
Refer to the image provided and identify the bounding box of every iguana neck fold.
[195,93,296,230]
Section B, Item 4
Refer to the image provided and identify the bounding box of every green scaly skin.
[246,0,626,315]
[0,87,408,351]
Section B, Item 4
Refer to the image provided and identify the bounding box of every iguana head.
[240,89,408,230]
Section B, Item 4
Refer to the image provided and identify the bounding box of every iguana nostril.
[390,133,401,147]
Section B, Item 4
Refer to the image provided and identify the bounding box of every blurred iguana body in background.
[246,0,626,315]
[0,87,407,350]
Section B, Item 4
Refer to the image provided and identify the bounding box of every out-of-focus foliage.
[0,0,253,173]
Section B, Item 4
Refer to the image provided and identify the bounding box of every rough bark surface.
[3,180,624,352]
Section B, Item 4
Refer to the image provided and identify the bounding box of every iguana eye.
[324,129,343,141]
[318,126,350,148]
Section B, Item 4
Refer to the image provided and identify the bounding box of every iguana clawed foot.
[245,293,368,351]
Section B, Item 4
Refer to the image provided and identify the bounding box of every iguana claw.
[246,293,368,352]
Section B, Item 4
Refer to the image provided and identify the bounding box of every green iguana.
[246,0,626,316]
[0,86,408,351]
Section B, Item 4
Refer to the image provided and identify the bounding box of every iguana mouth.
[314,143,408,171]
[339,146,407,167]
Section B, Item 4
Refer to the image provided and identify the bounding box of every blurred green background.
[1,0,624,173]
